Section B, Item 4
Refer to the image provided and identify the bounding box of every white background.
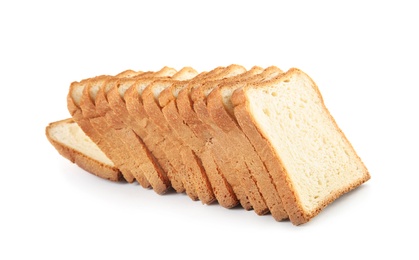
[1,0,418,259]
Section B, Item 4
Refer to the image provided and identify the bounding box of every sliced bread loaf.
[231,68,370,225]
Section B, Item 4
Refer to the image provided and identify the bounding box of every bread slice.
[121,73,192,194]
[68,75,142,184]
[84,67,177,194]
[106,76,182,192]
[207,66,288,221]
[109,67,201,199]
[173,64,250,209]
[231,68,370,225]
[93,77,168,194]
[190,66,271,213]
[67,68,173,188]
[140,68,204,200]
[46,118,122,181]
[82,74,150,187]
[157,68,227,205]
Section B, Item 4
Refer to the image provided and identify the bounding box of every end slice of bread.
[231,68,370,225]
[46,118,122,181]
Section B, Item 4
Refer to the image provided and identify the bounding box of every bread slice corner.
[46,118,122,182]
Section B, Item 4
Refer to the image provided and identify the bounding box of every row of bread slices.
[46,64,370,225]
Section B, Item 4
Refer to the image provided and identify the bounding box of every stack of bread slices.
[46,64,370,225]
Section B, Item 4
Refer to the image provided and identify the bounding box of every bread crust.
[123,77,187,194]
[206,66,289,220]
[99,76,172,195]
[46,118,122,182]
[138,66,203,199]
[232,68,370,225]
[160,93,216,204]
[191,66,271,213]
[142,79,199,200]
[173,65,251,208]
[157,67,228,205]
[81,77,151,187]
[67,77,139,184]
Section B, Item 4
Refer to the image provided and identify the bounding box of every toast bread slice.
[86,67,176,194]
[207,66,288,220]
[122,73,188,193]
[104,68,195,194]
[140,68,205,200]
[173,64,248,208]
[231,68,370,224]
[190,66,268,213]
[155,69,230,204]
[112,67,201,199]
[46,118,122,181]
[68,74,142,184]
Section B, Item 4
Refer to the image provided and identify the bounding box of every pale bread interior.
[245,72,368,214]
[48,120,114,166]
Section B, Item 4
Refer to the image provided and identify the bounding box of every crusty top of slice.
[115,69,144,78]
[146,67,199,101]
[190,66,264,103]
[177,64,247,127]
[217,66,283,116]
[47,118,114,166]
[171,66,199,81]
[157,67,224,108]
[46,118,122,182]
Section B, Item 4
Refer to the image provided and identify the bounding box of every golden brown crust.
[232,101,291,222]
[92,75,170,194]
[115,69,144,78]
[123,77,185,194]
[157,68,229,205]
[78,77,141,185]
[67,79,137,183]
[157,70,214,108]
[45,119,122,182]
[174,65,251,208]
[161,98,216,204]
[205,67,289,220]
[105,75,175,194]
[107,87,171,194]
[190,67,269,213]
[142,79,198,200]
[194,87,253,210]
